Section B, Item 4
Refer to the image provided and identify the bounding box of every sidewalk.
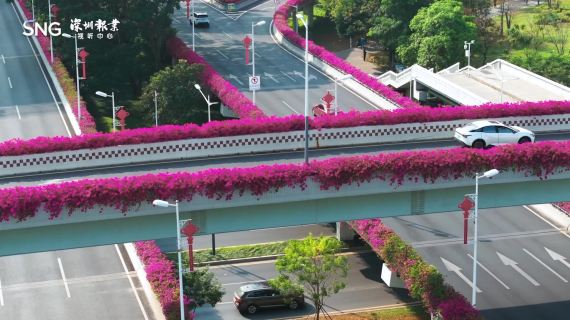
[335,47,384,76]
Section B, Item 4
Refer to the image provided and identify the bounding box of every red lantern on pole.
[243,35,252,65]
[50,4,60,19]
[321,91,335,113]
[181,222,199,272]
[458,196,475,244]
[186,0,191,19]
[78,48,89,79]
[116,107,129,130]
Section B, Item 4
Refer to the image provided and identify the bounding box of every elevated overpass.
[378,59,570,105]
[2,169,570,256]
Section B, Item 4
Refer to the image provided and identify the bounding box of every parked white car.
[190,12,209,27]
[454,120,535,148]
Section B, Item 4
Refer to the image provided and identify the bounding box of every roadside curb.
[526,204,570,234]
[124,243,167,320]
[197,246,371,267]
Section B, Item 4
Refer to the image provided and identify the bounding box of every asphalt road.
[0,245,157,320]
[194,252,415,319]
[172,0,382,117]
[3,130,569,187]
[383,206,570,320]
[0,1,71,141]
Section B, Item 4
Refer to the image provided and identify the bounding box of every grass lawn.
[295,305,429,320]
[481,1,570,64]
[165,236,353,264]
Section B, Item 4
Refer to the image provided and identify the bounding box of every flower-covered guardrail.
[2,100,570,157]
[17,0,97,133]
[167,37,265,119]
[134,241,194,320]
[2,140,570,222]
[350,219,480,320]
[274,0,419,109]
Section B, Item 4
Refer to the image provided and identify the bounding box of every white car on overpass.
[454,120,535,148]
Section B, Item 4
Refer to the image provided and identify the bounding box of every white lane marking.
[496,252,540,286]
[254,52,260,58]
[467,253,510,290]
[15,105,21,120]
[545,247,570,269]
[524,205,570,239]
[222,280,265,287]
[523,248,568,282]
[268,20,381,111]
[264,72,279,83]
[7,77,12,89]
[216,50,229,60]
[172,17,181,23]
[115,244,150,320]
[1,54,5,64]
[223,31,232,39]
[228,74,244,85]
[440,257,482,293]
[57,257,71,298]
[10,2,72,138]
[280,71,295,81]
[0,278,4,306]
[282,100,299,114]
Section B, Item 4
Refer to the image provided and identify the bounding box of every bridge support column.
[336,221,356,241]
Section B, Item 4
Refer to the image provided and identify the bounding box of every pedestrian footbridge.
[2,170,570,256]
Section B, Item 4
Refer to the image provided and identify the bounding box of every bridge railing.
[1,113,569,178]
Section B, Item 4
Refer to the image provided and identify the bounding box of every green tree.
[133,62,208,126]
[274,235,348,320]
[267,275,304,304]
[184,268,224,311]
[320,0,375,37]
[32,0,179,96]
[367,0,432,65]
[397,0,476,70]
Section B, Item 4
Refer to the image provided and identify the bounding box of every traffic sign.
[249,76,260,91]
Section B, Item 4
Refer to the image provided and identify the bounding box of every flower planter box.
[381,263,406,288]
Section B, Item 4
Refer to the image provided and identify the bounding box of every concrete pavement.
[383,206,570,320]
[172,0,381,117]
[0,245,158,320]
[194,251,414,319]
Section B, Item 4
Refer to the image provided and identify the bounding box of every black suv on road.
[233,282,305,315]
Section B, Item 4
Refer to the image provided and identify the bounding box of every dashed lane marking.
[57,257,71,298]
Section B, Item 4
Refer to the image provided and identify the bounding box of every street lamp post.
[62,33,81,120]
[153,199,185,320]
[296,13,309,164]
[464,40,475,69]
[191,0,195,51]
[31,0,35,21]
[154,90,159,127]
[334,74,352,115]
[48,0,53,63]
[471,168,499,306]
[194,84,218,122]
[251,20,266,106]
[95,91,117,132]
